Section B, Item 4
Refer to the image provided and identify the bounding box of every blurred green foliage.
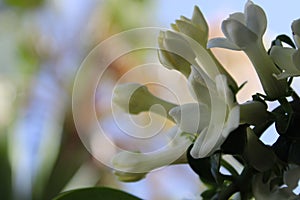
[4,0,44,8]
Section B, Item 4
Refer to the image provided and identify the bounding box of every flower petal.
[270,46,300,79]
[169,103,210,134]
[270,46,295,69]
[245,1,267,37]
[292,18,300,48]
[112,126,191,181]
[207,37,241,50]
[191,6,208,34]
[175,19,207,46]
[223,105,240,137]
[229,12,246,24]
[158,31,192,77]
[215,75,235,107]
[292,49,300,70]
[188,66,215,105]
[222,19,258,49]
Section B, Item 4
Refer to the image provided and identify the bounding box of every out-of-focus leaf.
[38,114,90,200]
[52,187,142,200]
[0,133,12,200]
[4,0,44,8]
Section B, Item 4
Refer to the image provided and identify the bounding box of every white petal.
[294,34,300,49]
[113,127,191,175]
[207,37,241,50]
[215,75,234,107]
[245,2,267,37]
[113,83,144,112]
[175,19,207,46]
[229,12,246,24]
[223,105,240,137]
[270,46,295,68]
[191,125,224,158]
[169,103,210,134]
[292,49,300,70]
[222,19,258,49]
[270,46,300,79]
[163,36,196,65]
[182,32,222,80]
[292,19,300,48]
[188,66,214,105]
[191,6,208,34]
[189,127,209,158]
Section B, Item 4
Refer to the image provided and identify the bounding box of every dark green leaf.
[244,128,276,172]
[52,187,142,200]
[201,188,217,200]
[276,34,296,49]
[288,141,300,165]
[272,136,290,162]
[210,153,221,184]
[187,144,217,186]
[221,125,247,155]
[0,134,12,200]
[269,177,284,191]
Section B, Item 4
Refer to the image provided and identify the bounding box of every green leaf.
[210,153,221,184]
[201,188,217,200]
[221,125,247,155]
[288,140,300,165]
[244,128,276,172]
[272,136,290,162]
[276,34,296,49]
[187,145,217,186]
[53,187,142,200]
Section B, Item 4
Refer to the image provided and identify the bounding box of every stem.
[218,167,254,200]
[221,159,239,177]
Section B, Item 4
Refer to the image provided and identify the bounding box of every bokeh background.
[1,0,300,199]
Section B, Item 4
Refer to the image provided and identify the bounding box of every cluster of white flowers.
[111,0,300,199]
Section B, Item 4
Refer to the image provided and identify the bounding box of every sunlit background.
[1,0,300,199]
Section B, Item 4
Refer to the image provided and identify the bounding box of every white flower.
[169,103,210,134]
[208,0,288,100]
[112,126,191,182]
[190,75,240,158]
[270,18,300,79]
[170,66,240,158]
[158,6,238,92]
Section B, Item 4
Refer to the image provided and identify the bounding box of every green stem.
[218,167,254,200]
[221,158,239,177]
